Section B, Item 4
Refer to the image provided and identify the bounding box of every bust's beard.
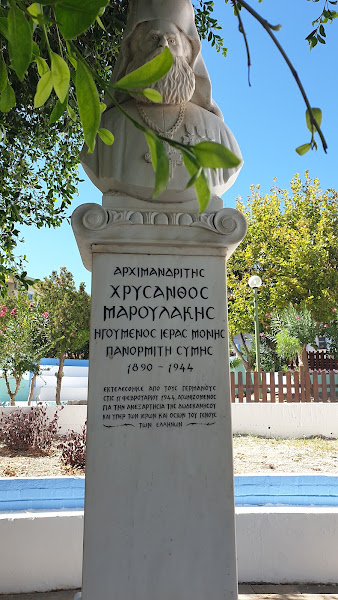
[127,55,195,105]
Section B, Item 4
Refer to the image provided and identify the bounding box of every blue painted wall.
[1,475,338,512]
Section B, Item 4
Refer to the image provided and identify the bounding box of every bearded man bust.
[80,0,243,207]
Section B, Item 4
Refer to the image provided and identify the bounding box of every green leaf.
[115,47,173,90]
[0,52,8,94]
[66,42,77,68]
[8,5,33,81]
[32,41,40,58]
[0,17,9,41]
[181,149,210,212]
[96,15,105,30]
[0,83,15,112]
[144,131,169,198]
[51,52,70,103]
[192,141,242,169]
[50,97,67,123]
[27,3,42,21]
[100,102,106,113]
[98,128,114,145]
[75,59,101,153]
[35,56,49,77]
[67,103,77,121]
[306,107,322,132]
[34,71,53,108]
[55,0,109,40]
[141,88,162,103]
[186,167,202,189]
[68,55,77,69]
[295,143,311,156]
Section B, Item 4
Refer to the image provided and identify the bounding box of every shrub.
[58,425,86,470]
[0,405,61,453]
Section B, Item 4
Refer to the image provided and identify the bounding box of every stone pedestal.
[72,200,247,600]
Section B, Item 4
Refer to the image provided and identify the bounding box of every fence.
[230,368,338,403]
[307,351,338,371]
[286,351,338,371]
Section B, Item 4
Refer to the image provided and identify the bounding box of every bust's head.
[126,19,195,105]
[107,0,223,118]
[128,19,193,65]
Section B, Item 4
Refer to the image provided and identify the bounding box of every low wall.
[236,507,338,584]
[3,403,338,439]
[1,507,338,593]
[231,403,338,438]
[0,510,83,594]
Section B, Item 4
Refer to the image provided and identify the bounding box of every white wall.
[1,507,338,593]
[231,403,338,439]
[236,507,338,583]
[3,403,338,437]
[0,511,84,594]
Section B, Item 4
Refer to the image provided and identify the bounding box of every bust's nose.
[158,34,169,48]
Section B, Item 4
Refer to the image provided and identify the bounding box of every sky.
[16,1,338,292]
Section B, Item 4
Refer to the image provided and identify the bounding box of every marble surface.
[81,0,243,205]
[80,251,238,600]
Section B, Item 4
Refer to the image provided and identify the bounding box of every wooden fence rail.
[230,368,338,403]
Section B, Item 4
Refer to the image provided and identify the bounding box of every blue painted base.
[1,474,338,512]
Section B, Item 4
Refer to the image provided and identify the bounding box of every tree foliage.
[36,267,90,404]
[0,292,52,404]
[270,305,320,370]
[324,308,338,358]
[0,0,127,286]
[227,172,338,364]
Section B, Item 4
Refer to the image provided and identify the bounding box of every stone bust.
[80,0,243,205]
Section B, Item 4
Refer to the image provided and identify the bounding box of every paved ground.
[1,586,338,599]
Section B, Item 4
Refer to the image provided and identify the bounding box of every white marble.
[80,251,238,600]
[71,203,247,272]
[80,0,243,206]
[75,2,247,597]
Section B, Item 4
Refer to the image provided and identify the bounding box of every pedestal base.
[72,203,247,600]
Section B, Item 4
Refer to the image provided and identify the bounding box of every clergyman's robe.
[80,100,243,203]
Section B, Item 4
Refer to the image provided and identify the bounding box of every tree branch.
[232,1,251,87]
[235,0,328,153]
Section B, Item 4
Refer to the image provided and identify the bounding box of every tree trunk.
[55,353,65,405]
[27,372,37,406]
[298,344,309,372]
[4,372,22,406]
[230,335,251,371]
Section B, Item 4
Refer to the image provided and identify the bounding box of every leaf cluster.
[36,267,91,357]
[0,404,61,453]
[227,172,338,340]
[0,291,53,380]
[322,309,338,358]
[194,1,228,57]
[58,424,86,469]
[306,0,338,48]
